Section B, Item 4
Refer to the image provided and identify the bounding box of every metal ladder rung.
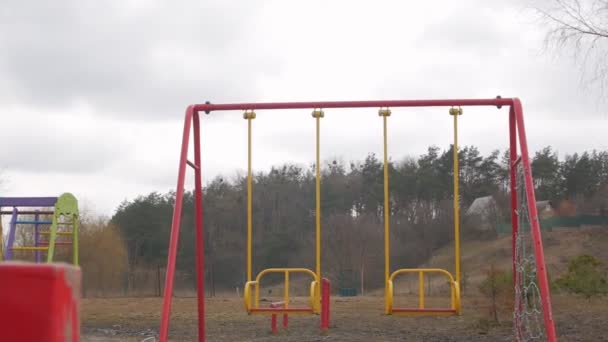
[38,242,73,246]
[11,247,49,251]
[39,232,73,235]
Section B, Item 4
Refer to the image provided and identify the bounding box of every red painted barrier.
[321,278,330,331]
[0,262,81,342]
[271,313,277,333]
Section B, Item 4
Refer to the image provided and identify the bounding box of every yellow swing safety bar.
[243,109,324,315]
[383,107,463,316]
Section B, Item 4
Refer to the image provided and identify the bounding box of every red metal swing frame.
[158,97,557,342]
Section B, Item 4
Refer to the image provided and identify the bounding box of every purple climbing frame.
[0,197,58,261]
[0,197,58,207]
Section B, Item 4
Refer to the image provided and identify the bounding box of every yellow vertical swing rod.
[312,109,324,282]
[244,110,256,282]
[449,107,462,288]
[379,108,391,312]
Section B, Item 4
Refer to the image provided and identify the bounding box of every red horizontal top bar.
[192,98,514,112]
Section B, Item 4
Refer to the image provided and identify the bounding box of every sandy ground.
[80,294,606,342]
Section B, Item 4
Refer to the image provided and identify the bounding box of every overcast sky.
[1,0,606,217]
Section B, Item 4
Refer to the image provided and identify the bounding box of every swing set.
[159,97,557,342]
[241,109,329,324]
[382,106,462,316]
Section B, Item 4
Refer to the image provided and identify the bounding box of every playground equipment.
[0,262,81,342]
[0,193,79,265]
[383,107,462,316]
[160,98,557,342]
[241,109,328,324]
[267,277,331,334]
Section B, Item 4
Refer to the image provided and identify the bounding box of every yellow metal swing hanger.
[242,108,324,315]
[241,107,463,316]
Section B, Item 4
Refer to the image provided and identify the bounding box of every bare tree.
[534,0,608,92]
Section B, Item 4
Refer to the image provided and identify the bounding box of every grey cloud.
[0,116,126,173]
[106,158,179,190]
[0,1,279,119]
[418,18,512,55]
[2,0,605,216]
[1,141,120,174]
[374,15,603,119]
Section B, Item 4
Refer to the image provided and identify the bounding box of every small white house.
[466,196,499,231]
[466,196,556,231]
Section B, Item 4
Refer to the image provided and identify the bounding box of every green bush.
[479,266,514,323]
[555,255,608,301]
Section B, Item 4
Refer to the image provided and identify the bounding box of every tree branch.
[537,0,608,38]
[534,0,608,95]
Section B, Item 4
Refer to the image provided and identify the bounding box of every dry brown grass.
[82,227,608,341]
[81,293,608,341]
[424,226,608,287]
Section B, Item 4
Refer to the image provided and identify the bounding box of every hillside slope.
[421,226,608,289]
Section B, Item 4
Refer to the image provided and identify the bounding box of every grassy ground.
[81,294,607,341]
[82,227,608,341]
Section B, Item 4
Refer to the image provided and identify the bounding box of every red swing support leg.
[159,106,206,342]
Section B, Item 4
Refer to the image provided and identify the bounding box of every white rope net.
[513,163,546,341]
